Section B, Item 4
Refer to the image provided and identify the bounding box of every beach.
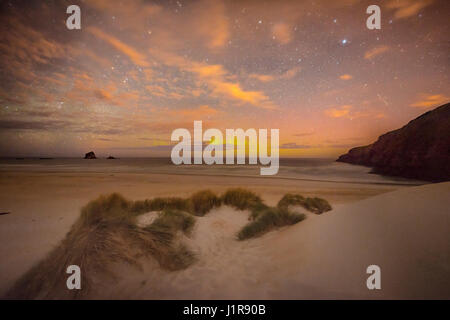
[2,158,448,299]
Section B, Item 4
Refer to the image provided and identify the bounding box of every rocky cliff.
[337,103,450,182]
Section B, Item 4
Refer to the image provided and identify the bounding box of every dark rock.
[107,156,116,159]
[84,151,97,159]
[337,103,450,182]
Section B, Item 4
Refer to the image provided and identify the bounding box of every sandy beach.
[2,159,447,299]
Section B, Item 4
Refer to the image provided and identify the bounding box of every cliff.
[337,103,450,182]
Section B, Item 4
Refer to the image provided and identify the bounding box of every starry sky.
[0,0,449,157]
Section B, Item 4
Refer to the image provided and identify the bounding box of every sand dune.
[0,170,401,297]
[2,175,448,299]
[91,182,450,299]
[264,182,450,299]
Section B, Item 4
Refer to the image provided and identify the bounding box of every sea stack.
[84,151,97,159]
[337,103,450,182]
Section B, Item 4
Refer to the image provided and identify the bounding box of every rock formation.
[337,103,450,182]
[84,151,97,159]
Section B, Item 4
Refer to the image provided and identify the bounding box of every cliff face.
[337,103,450,182]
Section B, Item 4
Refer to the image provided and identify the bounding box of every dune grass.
[6,193,195,299]
[222,188,264,210]
[130,197,190,214]
[238,207,306,240]
[147,209,195,235]
[6,188,331,298]
[188,190,222,216]
[277,193,332,214]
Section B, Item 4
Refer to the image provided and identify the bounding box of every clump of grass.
[238,207,306,240]
[147,209,195,235]
[277,193,305,210]
[302,197,332,214]
[6,193,195,299]
[128,197,191,216]
[188,190,222,216]
[222,188,264,211]
[78,193,133,226]
[249,202,270,220]
[277,193,332,214]
[145,197,190,212]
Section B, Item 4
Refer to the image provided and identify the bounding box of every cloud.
[364,46,390,60]
[271,23,292,44]
[386,0,434,19]
[249,74,275,82]
[339,74,353,80]
[249,67,300,83]
[293,132,315,137]
[192,0,230,49]
[87,27,150,67]
[281,67,301,79]
[0,119,68,131]
[410,94,449,108]
[324,105,352,118]
[149,49,276,109]
[324,105,386,120]
[280,142,313,149]
[211,81,274,109]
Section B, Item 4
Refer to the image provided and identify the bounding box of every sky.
[0,0,449,158]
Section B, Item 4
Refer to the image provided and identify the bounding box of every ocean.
[0,158,424,185]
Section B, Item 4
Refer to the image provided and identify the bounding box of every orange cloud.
[87,27,150,67]
[364,46,390,60]
[325,105,352,118]
[191,0,230,49]
[339,74,353,80]
[386,0,434,19]
[206,81,273,109]
[250,67,300,82]
[145,85,167,97]
[410,94,449,108]
[149,49,276,109]
[281,67,301,79]
[271,23,292,44]
[325,105,386,120]
[249,74,275,82]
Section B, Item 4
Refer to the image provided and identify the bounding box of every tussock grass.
[6,194,195,299]
[5,188,331,298]
[302,197,332,214]
[277,193,332,214]
[277,193,305,210]
[147,209,195,235]
[238,208,306,240]
[222,188,264,210]
[130,197,190,214]
[188,190,222,216]
[130,190,221,217]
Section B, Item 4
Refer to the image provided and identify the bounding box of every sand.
[1,171,447,299]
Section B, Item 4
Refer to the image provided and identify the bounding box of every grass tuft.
[147,209,196,235]
[238,207,305,240]
[277,193,332,214]
[188,190,222,216]
[6,193,196,299]
[222,188,264,211]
